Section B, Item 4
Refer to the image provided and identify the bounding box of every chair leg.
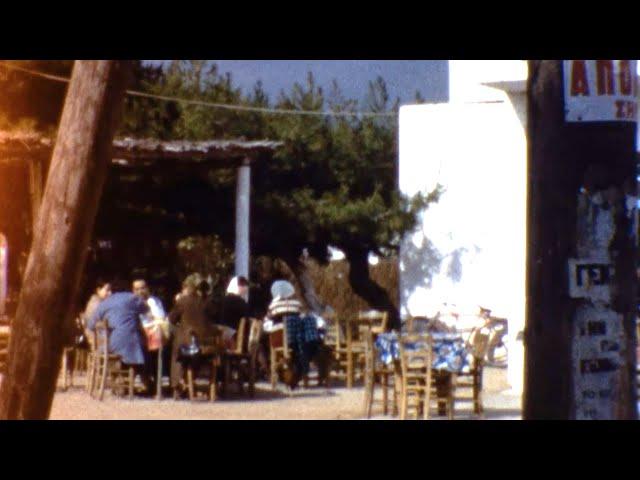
[98,359,108,401]
[382,373,389,416]
[363,370,373,418]
[347,351,353,389]
[447,374,456,420]
[187,367,195,401]
[86,352,95,394]
[128,367,135,400]
[61,350,68,391]
[210,360,218,402]
[69,352,75,389]
[400,381,408,420]
[248,356,256,398]
[270,350,278,389]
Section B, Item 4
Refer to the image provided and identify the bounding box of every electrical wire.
[0,61,398,118]
[0,61,504,119]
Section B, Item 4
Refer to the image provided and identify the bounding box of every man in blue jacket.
[88,280,151,392]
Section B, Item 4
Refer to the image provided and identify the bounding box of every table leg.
[156,344,162,400]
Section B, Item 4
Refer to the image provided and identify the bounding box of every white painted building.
[400,61,528,394]
[400,60,640,394]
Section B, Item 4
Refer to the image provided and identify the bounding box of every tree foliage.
[2,60,440,320]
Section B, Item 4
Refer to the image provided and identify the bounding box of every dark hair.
[196,280,210,297]
[237,276,249,287]
[110,278,129,293]
[95,279,111,290]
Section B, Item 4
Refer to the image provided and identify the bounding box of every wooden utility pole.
[0,60,131,419]
[525,60,638,419]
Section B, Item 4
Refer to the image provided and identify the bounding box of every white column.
[235,158,251,279]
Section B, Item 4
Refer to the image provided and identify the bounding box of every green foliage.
[176,235,235,294]
[2,60,440,302]
[116,61,440,268]
[0,60,73,132]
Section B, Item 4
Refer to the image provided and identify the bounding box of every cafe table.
[374,331,471,416]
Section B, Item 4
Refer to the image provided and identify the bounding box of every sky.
[146,60,450,106]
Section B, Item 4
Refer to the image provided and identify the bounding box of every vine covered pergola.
[0,130,282,313]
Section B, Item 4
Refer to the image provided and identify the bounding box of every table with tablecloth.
[374,331,471,416]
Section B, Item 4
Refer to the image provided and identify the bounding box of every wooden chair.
[363,328,397,418]
[398,333,454,420]
[358,310,389,334]
[269,321,289,390]
[455,327,490,415]
[324,318,350,386]
[221,318,260,397]
[59,315,85,391]
[343,311,388,388]
[90,321,135,401]
[182,332,224,402]
[404,316,432,334]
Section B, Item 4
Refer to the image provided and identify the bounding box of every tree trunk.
[289,254,325,314]
[345,247,399,330]
[525,60,637,420]
[0,61,131,419]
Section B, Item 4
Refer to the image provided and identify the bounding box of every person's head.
[270,279,295,300]
[132,279,150,299]
[226,276,249,299]
[181,279,196,297]
[95,280,112,300]
[110,278,129,294]
[196,280,211,298]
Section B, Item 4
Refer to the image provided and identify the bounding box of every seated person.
[264,280,329,388]
[87,280,151,393]
[168,279,223,397]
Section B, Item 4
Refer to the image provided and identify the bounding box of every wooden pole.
[524,60,638,419]
[0,60,131,419]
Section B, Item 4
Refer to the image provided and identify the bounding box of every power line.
[0,61,398,118]
[0,61,504,120]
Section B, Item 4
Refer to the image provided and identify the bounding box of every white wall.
[399,84,527,393]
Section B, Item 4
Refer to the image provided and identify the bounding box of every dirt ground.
[49,366,518,420]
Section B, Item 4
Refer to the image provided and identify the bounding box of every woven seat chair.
[363,328,398,418]
[89,321,135,401]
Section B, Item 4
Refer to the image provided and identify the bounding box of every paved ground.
[49,366,522,420]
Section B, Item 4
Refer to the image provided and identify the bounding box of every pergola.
[0,131,283,310]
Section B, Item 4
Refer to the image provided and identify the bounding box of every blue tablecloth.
[375,332,471,374]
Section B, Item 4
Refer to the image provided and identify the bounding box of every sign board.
[564,60,638,123]
[568,258,614,303]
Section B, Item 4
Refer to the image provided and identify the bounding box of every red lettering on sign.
[596,60,615,95]
[619,60,632,95]
[571,61,590,96]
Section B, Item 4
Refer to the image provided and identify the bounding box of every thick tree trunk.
[345,247,399,330]
[0,61,131,419]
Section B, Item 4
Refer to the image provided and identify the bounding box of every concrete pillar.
[235,158,251,279]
